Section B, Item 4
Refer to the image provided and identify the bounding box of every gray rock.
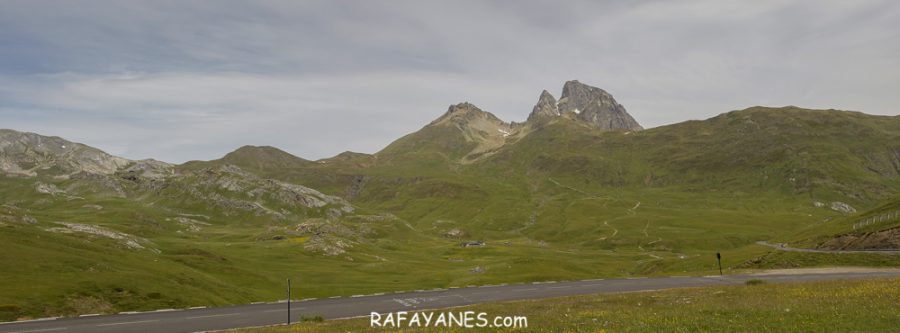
[830,201,857,214]
[35,182,65,196]
[445,228,466,238]
[326,208,343,220]
[123,159,174,180]
[0,129,131,177]
[556,80,643,131]
[527,90,560,123]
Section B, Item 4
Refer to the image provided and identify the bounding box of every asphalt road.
[2,271,898,333]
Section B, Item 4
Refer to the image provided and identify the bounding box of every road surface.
[2,270,898,333]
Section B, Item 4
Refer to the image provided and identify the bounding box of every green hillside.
[785,195,900,250]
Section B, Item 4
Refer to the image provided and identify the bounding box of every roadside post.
[716,252,723,275]
[287,278,292,324]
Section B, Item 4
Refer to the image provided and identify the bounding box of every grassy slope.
[784,195,900,248]
[236,278,900,333]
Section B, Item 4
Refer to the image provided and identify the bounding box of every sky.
[1,0,898,163]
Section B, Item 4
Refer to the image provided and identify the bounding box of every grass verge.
[232,278,900,332]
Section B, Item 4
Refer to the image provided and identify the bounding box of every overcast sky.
[1,0,898,163]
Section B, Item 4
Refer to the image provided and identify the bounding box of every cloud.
[0,71,531,162]
[1,0,898,162]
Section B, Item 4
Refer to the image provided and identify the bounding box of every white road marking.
[78,314,100,318]
[97,320,159,327]
[263,308,306,313]
[12,328,67,333]
[517,288,539,291]
[187,313,241,320]
[189,306,207,309]
[550,286,571,289]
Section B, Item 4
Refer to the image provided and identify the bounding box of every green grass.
[745,278,766,285]
[233,278,900,333]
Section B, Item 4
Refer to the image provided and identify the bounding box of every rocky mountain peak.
[527,90,560,123]
[430,102,510,131]
[556,80,643,131]
[433,102,502,124]
[0,129,132,177]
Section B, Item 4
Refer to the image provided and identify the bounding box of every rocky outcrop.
[556,80,643,131]
[122,159,174,179]
[831,201,857,214]
[527,90,560,122]
[177,165,354,218]
[45,222,159,253]
[818,227,900,250]
[0,129,132,177]
[431,102,508,129]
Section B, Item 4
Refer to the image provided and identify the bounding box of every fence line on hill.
[853,209,900,230]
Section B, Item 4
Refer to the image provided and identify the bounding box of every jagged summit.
[527,90,560,122]
[429,81,641,134]
[556,80,643,131]
[525,80,643,131]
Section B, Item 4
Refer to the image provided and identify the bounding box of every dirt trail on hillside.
[599,220,618,240]
[756,241,900,254]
